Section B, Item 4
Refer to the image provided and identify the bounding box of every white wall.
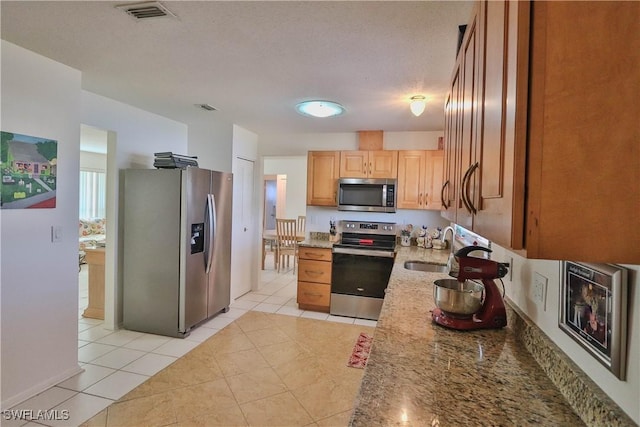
[491,245,639,423]
[263,156,308,220]
[81,91,189,330]
[187,120,233,173]
[1,41,83,408]
[259,130,443,156]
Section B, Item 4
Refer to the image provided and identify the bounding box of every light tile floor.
[7,253,376,427]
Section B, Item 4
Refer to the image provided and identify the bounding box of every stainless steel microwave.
[337,178,396,213]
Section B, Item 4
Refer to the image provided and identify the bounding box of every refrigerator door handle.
[205,193,216,273]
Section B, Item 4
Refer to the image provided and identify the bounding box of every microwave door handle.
[382,184,387,206]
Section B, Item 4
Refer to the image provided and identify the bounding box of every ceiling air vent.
[117,1,176,20]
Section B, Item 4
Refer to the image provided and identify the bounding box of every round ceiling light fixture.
[410,95,427,117]
[296,100,345,118]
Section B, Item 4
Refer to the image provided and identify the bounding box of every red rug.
[347,332,373,369]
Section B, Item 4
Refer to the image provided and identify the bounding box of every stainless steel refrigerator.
[122,167,233,338]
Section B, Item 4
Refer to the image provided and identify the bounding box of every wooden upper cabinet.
[307,151,339,206]
[442,69,460,223]
[339,150,398,179]
[397,151,424,209]
[397,150,444,211]
[472,0,526,250]
[443,0,639,263]
[425,150,444,211]
[524,1,640,263]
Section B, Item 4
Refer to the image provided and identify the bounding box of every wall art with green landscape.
[1,131,57,209]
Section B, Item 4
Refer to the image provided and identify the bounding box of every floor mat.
[347,332,373,369]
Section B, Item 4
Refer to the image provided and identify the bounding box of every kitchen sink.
[403,261,448,273]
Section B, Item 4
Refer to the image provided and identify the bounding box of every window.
[79,170,106,219]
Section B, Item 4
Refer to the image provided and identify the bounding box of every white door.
[231,157,254,299]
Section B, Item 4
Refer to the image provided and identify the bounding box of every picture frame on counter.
[559,261,628,380]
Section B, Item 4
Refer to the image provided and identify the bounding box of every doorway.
[263,174,287,231]
[78,125,118,331]
[263,175,277,230]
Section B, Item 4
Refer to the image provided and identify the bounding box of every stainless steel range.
[330,220,397,320]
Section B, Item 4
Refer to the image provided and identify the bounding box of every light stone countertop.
[350,245,583,426]
[298,238,335,249]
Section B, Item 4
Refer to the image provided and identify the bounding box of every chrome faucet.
[441,226,455,248]
[441,226,458,277]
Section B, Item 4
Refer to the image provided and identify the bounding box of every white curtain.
[79,170,106,219]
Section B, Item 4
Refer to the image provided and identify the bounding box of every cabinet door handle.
[424,193,428,206]
[304,252,325,259]
[441,180,450,209]
[419,193,423,205]
[304,270,324,276]
[465,162,479,214]
[304,292,323,297]
[369,162,372,175]
[460,164,474,213]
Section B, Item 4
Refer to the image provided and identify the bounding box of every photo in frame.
[559,261,628,379]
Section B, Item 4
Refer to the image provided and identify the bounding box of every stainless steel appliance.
[330,220,397,320]
[337,178,396,213]
[122,167,233,338]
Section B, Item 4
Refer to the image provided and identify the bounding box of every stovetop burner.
[335,220,397,252]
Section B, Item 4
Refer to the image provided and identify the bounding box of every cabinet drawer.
[297,281,330,307]
[298,259,332,284]
[298,247,332,262]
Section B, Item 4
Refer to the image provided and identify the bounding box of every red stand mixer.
[432,246,510,330]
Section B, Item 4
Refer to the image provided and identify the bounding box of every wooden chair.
[297,215,306,234]
[276,218,298,273]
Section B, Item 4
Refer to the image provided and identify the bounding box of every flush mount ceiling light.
[296,100,345,118]
[410,95,427,117]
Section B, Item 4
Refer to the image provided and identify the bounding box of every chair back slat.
[297,215,306,234]
[276,218,297,247]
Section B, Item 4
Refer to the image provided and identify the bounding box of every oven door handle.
[332,247,395,258]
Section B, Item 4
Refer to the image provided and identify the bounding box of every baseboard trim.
[1,365,83,410]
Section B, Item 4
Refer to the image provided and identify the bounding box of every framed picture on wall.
[1,131,58,209]
[559,261,628,380]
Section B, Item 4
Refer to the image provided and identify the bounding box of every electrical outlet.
[533,272,548,310]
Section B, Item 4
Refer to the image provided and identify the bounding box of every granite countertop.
[298,238,335,249]
[350,246,583,426]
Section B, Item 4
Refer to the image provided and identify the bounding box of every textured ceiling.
[1,1,473,139]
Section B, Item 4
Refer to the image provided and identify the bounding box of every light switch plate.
[51,225,63,243]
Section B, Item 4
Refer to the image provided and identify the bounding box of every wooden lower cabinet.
[297,247,332,312]
[297,282,331,310]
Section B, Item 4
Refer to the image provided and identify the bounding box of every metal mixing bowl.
[433,279,484,315]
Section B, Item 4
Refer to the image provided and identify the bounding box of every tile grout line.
[15,254,375,426]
